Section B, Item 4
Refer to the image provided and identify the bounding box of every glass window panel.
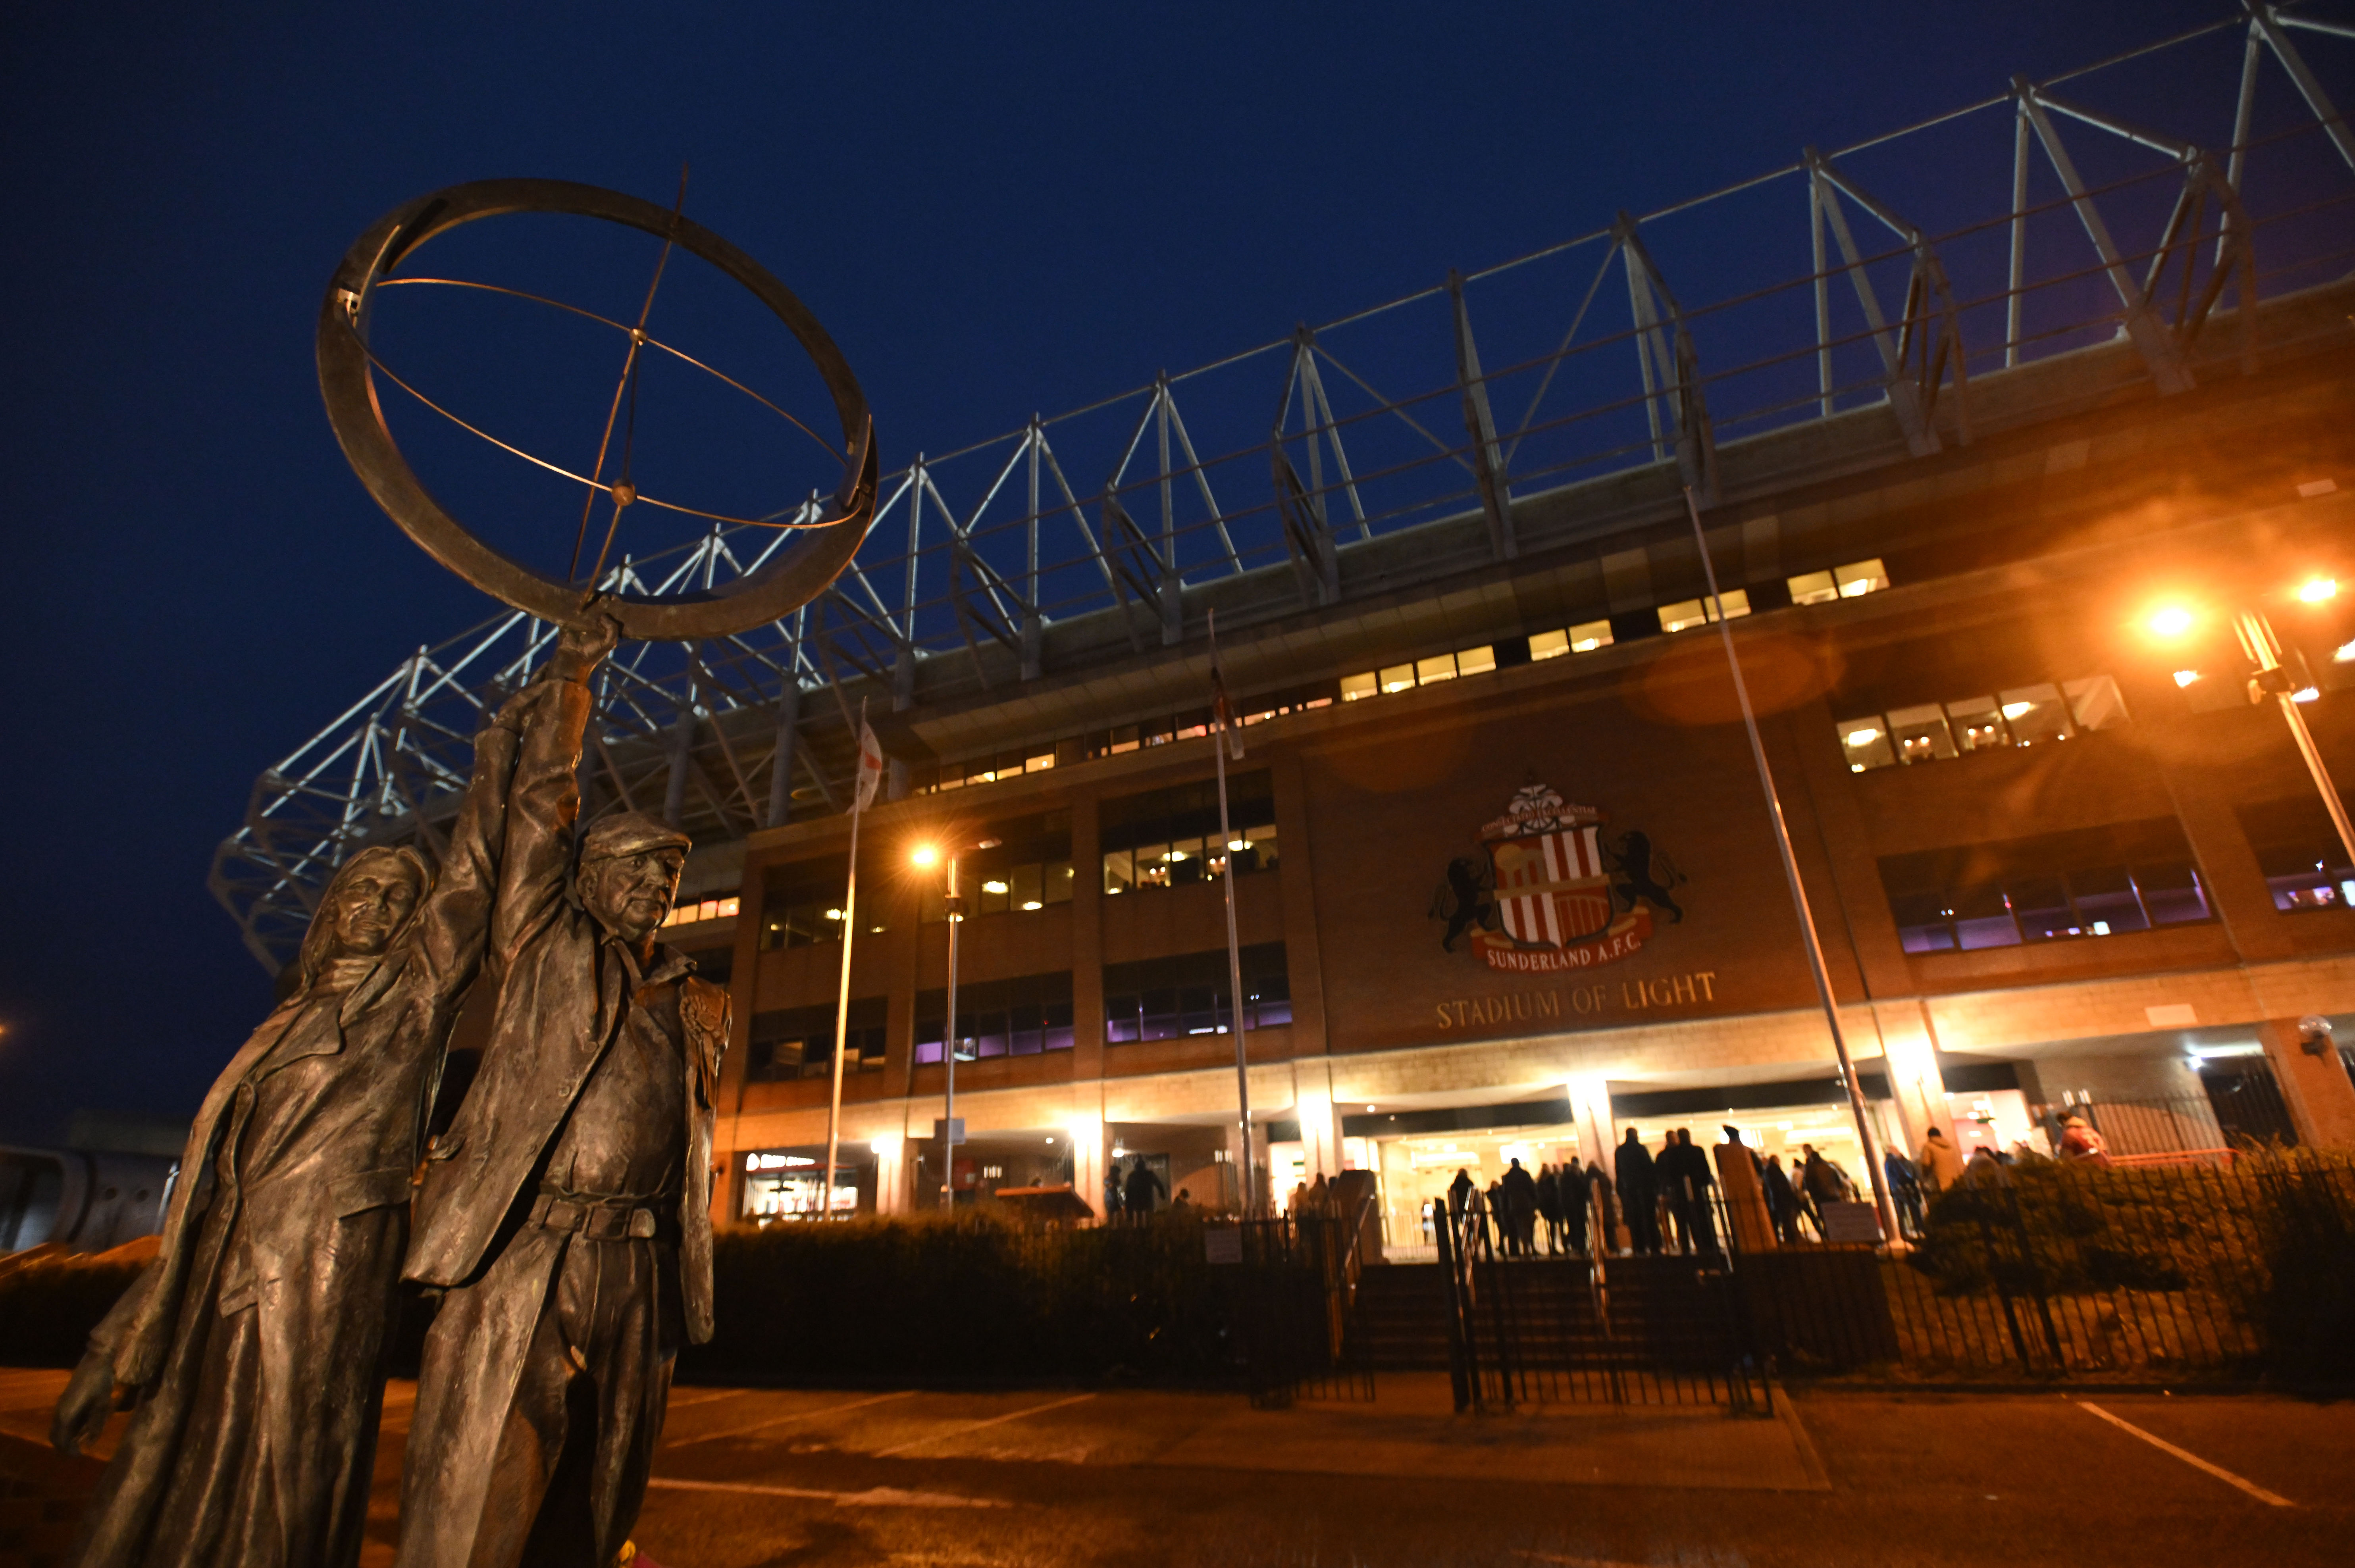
[1379,664,1415,694]
[1658,599,1709,634]
[1179,985,1221,1035]
[1025,752,1054,773]
[1140,987,1180,1041]
[1708,589,1751,621]
[975,877,1009,915]
[1340,671,1378,701]
[1997,683,2074,746]
[1415,653,1458,684]
[1011,863,1044,911]
[1456,643,1497,675]
[1135,846,1171,889]
[1045,860,1074,904]
[914,1038,944,1066]
[1886,702,1957,764]
[1839,718,1898,772]
[1889,892,1956,953]
[1105,995,1142,1043]
[1168,836,1205,885]
[2135,861,2211,925]
[1009,1002,1044,1056]
[1044,1000,1076,1051]
[1788,569,1839,605]
[1569,619,1614,652]
[2068,866,2149,935]
[1253,993,1295,1028]
[1109,724,1141,752]
[1835,558,1889,596]
[2009,876,2078,941]
[1248,822,1278,873]
[1528,629,1570,661]
[1951,883,2022,950]
[1946,697,2013,754]
[973,1010,1010,1058]
[1102,848,1134,895]
[2064,674,2130,731]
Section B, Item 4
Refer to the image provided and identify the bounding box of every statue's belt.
[528,1187,678,1243]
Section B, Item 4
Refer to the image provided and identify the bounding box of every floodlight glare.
[2146,606,2197,639]
[910,844,939,868]
[2296,577,2338,604]
[2172,670,2201,688]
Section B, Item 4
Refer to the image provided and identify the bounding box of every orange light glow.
[2145,606,2198,639]
[2296,577,2338,604]
[2172,670,2201,689]
[910,844,939,868]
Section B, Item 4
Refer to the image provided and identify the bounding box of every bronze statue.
[393,671,730,1564]
[50,619,616,1568]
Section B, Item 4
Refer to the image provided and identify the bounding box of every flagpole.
[822,698,870,1224]
[1209,610,1255,1217]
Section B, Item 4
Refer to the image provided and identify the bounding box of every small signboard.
[1821,1200,1883,1244]
[933,1117,966,1145]
[1203,1225,1244,1265]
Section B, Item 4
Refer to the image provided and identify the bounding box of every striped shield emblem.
[1491,826,1614,947]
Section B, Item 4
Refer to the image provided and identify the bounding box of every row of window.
[2237,797,2355,913]
[1839,673,2128,773]
[1103,773,1278,893]
[1879,820,2212,954]
[755,946,1298,1074]
[662,895,739,929]
[915,560,1893,793]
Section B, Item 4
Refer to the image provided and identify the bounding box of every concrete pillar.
[1567,1074,1615,1171]
[1292,1068,1343,1181]
[872,1131,907,1216]
[1068,1108,1107,1222]
[2259,1017,2355,1149]
[1875,1002,1952,1159]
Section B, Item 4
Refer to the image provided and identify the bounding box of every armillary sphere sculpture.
[319,177,878,640]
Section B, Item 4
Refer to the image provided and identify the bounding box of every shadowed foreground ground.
[3,1369,2348,1566]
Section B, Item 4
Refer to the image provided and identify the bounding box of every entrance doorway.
[1373,1124,1582,1252]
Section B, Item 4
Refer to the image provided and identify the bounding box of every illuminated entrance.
[741,1147,868,1220]
[1371,1123,1583,1250]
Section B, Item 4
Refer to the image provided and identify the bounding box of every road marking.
[2075,1401,2295,1508]
[870,1393,1098,1457]
[665,1390,917,1447]
[645,1476,1006,1508]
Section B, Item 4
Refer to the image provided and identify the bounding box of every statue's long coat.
[395,676,727,1566]
[71,693,560,1568]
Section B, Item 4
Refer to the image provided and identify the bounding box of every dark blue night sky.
[0,2,2226,1143]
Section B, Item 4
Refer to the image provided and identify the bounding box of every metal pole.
[821,731,865,1224]
[940,853,962,1211]
[2238,610,2355,867]
[1682,487,1901,1246]
[1214,691,1255,1217]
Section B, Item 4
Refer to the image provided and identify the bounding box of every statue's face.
[328,862,422,958]
[579,848,686,944]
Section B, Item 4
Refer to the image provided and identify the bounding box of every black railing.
[1229,1199,1379,1409]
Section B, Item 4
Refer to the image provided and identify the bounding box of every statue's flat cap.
[580,811,691,863]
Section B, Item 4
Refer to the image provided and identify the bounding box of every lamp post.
[2147,578,2355,871]
[911,842,962,1210]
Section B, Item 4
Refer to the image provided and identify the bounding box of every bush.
[0,1251,144,1368]
[680,1209,1252,1388]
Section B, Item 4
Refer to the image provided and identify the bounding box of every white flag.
[853,719,885,812]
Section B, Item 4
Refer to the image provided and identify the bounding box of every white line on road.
[870,1393,1098,1458]
[664,1390,918,1448]
[2075,1401,2295,1508]
[645,1476,1006,1509]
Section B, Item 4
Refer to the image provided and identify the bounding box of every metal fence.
[1737,1153,2355,1384]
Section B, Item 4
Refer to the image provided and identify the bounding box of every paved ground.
[3,1368,2348,1566]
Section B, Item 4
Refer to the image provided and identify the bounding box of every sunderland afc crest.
[1429,782,1686,973]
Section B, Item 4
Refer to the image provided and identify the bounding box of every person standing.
[1915,1125,1966,1194]
[1557,1158,1591,1256]
[395,638,732,1568]
[1501,1158,1539,1259]
[1127,1159,1168,1220]
[1762,1154,1805,1245]
[1883,1147,1926,1239]
[1535,1164,1564,1256]
[1616,1129,1661,1255]
[51,624,607,1568]
[1670,1129,1720,1258]
[1586,1161,1617,1253]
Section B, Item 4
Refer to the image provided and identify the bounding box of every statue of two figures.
[52,614,730,1568]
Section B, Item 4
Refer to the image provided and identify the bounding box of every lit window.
[1025,753,1054,773]
[1569,620,1613,652]
[1528,629,1570,661]
[1835,559,1889,598]
[1946,697,2011,753]
[1886,704,1956,765]
[2063,675,2130,731]
[1379,663,1415,693]
[1415,654,1458,685]
[1455,644,1496,676]
[1997,683,2073,746]
[1658,599,1709,634]
[1839,719,1897,772]
[1340,671,1378,702]
[1788,569,1839,605]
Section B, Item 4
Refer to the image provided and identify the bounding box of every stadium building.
[215,13,2355,1239]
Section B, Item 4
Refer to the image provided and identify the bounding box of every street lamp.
[2144,581,2355,874]
[911,835,998,1210]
